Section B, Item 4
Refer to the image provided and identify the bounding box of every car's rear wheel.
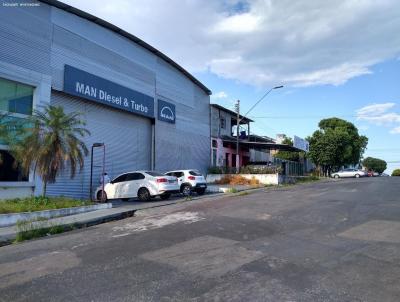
[196,188,206,195]
[181,184,192,196]
[160,193,171,200]
[334,175,339,179]
[138,187,151,201]
[97,190,108,202]
[355,174,360,178]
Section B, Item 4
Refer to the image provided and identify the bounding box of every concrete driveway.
[1,177,400,301]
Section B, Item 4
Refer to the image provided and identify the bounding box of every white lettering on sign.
[76,82,97,98]
[160,106,174,121]
[74,81,149,114]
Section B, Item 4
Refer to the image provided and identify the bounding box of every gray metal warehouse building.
[0,0,211,199]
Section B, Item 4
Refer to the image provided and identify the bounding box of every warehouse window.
[0,77,34,115]
[0,150,28,182]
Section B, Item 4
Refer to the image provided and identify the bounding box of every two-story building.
[210,104,304,170]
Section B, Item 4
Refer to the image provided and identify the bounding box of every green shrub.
[208,165,282,175]
[392,169,400,177]
[207,166,236,174]
[0,196,93,214]
[240,165,280,174]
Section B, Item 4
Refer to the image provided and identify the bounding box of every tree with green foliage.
[307,118,368,176]
[362,157,387,174]
[275,135,305,162]
[392,169,400,176]
[7,105,90,196]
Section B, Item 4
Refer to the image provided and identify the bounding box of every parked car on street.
[367,171,380,177]
[165,169,207,195]
[95,171,179,202]
[331,168,367,178]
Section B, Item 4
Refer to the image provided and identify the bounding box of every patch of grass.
[264,184,275,188]
[237,191,249,196]
[0,196,93,214]
[14,219,75,243]
[227,187,239,193]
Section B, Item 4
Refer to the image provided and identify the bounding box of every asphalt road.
[1,177,400,302]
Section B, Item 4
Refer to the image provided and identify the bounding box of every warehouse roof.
[39,0,212,95]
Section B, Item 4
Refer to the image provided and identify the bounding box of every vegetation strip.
[0,196,93,214]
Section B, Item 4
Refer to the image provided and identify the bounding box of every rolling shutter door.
[47,91,152,199]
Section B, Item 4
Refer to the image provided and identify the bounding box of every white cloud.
[356,102,400,134]
[214,13,262,33]
[211,91,228,99]
[390,126,400,134]
[62,0,400,87]
[358,113,400,125]
[356,103,396,117]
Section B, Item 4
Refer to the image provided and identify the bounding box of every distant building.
[210,104,302,169]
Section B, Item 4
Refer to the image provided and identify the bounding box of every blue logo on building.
[64,65,154,118]
[158,99,175,123]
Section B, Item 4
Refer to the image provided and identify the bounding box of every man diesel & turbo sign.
[64,65,154,118]
[158,99,176,123]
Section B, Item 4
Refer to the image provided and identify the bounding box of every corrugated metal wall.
[0,3,51,75]
[47,91,152,199]
[0,2,211,198]
[155,59,210,174]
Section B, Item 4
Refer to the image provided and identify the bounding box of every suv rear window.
[145,171,164,177]
[189,170,202,176]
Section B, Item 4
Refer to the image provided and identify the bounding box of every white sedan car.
[331,168,367,178]
[95,171,179,202]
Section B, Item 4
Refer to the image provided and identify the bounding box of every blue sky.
[63,0,400,173]
[197,59,400,173]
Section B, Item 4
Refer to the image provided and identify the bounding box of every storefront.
[0,0,211,199]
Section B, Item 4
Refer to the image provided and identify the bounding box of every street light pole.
[235,85,283,174]
[90,142,105,202]
[235,100,240,173]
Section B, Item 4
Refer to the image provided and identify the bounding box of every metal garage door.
[47,91,152,199]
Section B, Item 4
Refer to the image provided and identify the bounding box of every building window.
[220,117,226,129]
[0,150,28,182]
[212,149,217,166]
[212,139,218,148]
[0,77,34,115]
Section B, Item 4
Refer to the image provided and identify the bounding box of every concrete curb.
[0,208,136,246]
[0,203,112,227]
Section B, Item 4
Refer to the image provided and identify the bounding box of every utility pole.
[234,85,284,174]
[235,100,240,173]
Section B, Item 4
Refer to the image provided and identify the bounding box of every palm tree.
[9,105,90,196]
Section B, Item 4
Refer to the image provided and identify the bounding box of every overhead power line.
[249,115,358,119]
